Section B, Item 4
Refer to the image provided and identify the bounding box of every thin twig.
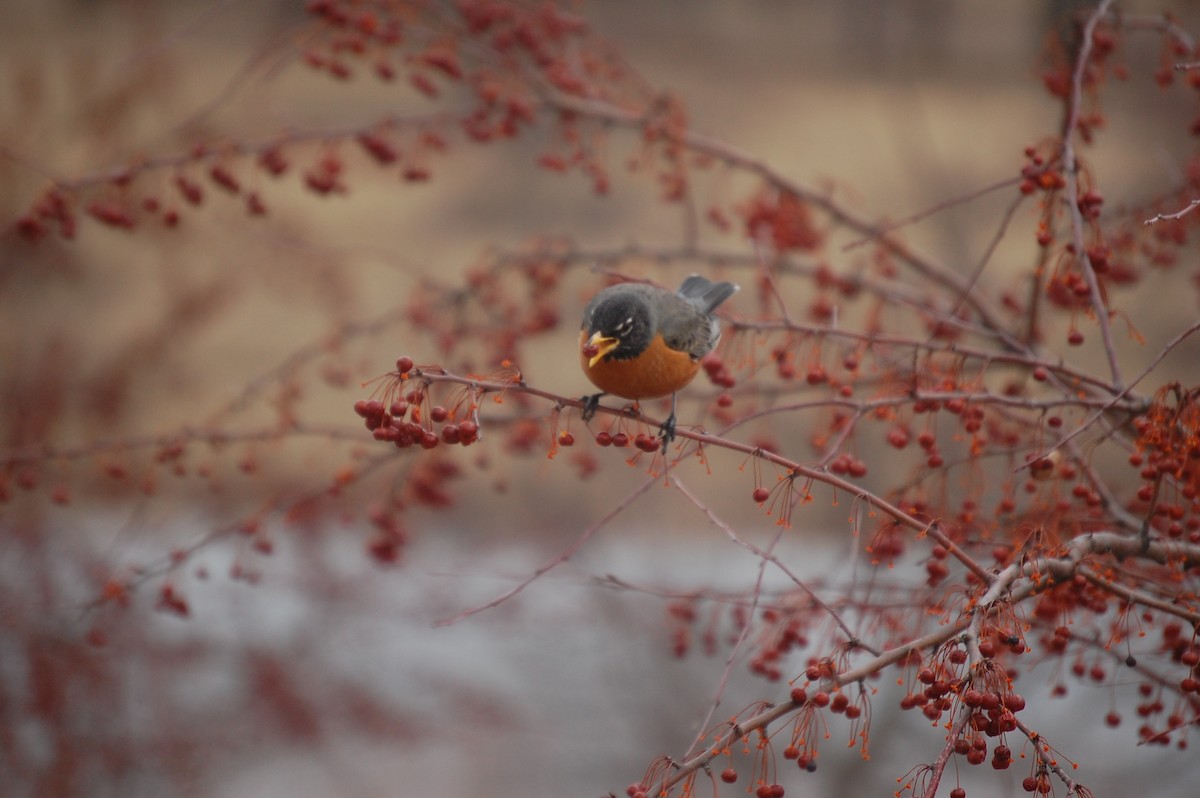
[671,475,785,760]
[1060,0,1124,390]
[1143,198,1200,226]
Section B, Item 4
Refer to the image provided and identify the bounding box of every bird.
[579,274,739,450]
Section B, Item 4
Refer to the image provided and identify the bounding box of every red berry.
[558,431,575,446]
[720,768,738,784]
[457,420,479,444]
[753,487,771,503]
[430,405,449,423]
[395,356,414,374]
[595,431,612,446]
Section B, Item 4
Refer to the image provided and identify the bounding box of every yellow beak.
[586,333,619,367]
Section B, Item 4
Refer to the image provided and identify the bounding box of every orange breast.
[580,331,701,400]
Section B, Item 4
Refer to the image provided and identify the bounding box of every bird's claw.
[658,413,677,453]
[581,393,604,421]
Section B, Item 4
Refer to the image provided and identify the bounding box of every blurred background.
[3,1,1200,796]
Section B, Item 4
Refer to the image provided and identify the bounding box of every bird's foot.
[581,393,604,421]
[658,413,677,453]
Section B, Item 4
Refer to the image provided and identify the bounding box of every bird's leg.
[658,393,679,453]
[581,392,605,421]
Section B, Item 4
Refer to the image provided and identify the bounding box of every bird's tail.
[677,274,740,313]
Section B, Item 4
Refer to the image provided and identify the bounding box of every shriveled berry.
[635,434,660,452]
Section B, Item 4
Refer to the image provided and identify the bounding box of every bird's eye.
[616,317,634,336]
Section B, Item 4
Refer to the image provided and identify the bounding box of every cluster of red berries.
[901,660,1026,745]
[882,419,945,470]
[925,542,950,586]
[365,508,406,565]
[1164,625,1200,700]
[354,397,478,449]
[593,429,661,453]
[827,452,867,478]
[1021,772,1053,795]
[156,584,190,617]
[702,352,736,389]
[746,612,809,681]
[1129,385,1200,542]
[353,357,478,449]
[740,189,824,254]
[715,774,791,798]
[1017,146,1065,197]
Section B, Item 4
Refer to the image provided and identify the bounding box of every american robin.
[580,274,739,450]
